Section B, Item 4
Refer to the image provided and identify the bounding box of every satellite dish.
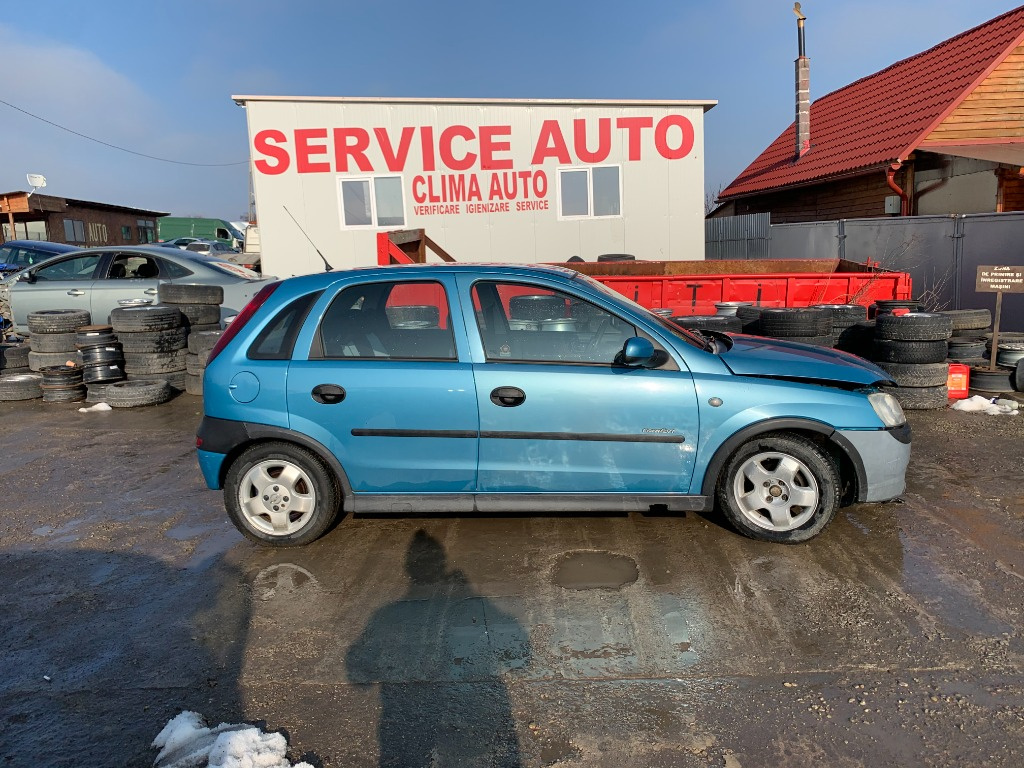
[26,173,46,190]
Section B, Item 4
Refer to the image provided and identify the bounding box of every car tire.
[779,334,834,346]
[224,442,341,547]
[946,338,986,359]
[969,366,1014,393]
[117,326,188,353]
[29,332,78,353]
[875,312,953,341]
[757,307,832,337]
[669,315,743,333]
[109,306,183,332]
[26,309,92,334]
[877,362,949,387]
[129,370,188,391]
[28,350,82,370]
[123,349,188,374]
[938,308,991,331]
[188,330,222,355]
[716,432,840,544]
[103,379,172,407]
[158,283,224,305]
[0,373,43,401]
[884,384,948,410]
[735,306,762,334]
[163,303,220,326]
[0,342,30,370]
[871,339,948,364]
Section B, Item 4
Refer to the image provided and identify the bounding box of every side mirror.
[619,336,656,366]
[18,272,35,284]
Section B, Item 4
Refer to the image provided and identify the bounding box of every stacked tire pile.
[975,329,1024,395]
[39,364,86,403]
[870,311,953,410]
[111,306,189,395]
[77,325,127,400]
[0,342,41,402]
[185,330,222,396]
[26,309,90,371]
[942,308,991,367]
[751,307,833,346]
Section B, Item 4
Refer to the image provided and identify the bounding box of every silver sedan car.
[0,245,274,332]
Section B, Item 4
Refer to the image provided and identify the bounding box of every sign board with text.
[976,265,1024,293]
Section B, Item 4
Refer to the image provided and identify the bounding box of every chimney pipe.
[794,3,810,159]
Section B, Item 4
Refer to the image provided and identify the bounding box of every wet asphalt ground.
[1,394,1023,768]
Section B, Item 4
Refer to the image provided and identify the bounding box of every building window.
[87,222,108,243]
[137,219,156,243]
[63,219,86,243]
[557,165,621,219]
[122,226,132,242]
[2,221,47,241]
[339,176,405,228]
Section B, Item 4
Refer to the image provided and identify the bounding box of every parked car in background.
[0,240,78,275]
[0,245,273,332]
[158,237,202,249]
[184,240,240,258]
[197,263,911,548]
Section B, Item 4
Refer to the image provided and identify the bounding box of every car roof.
[1,240,79,253]
[276,262,584,293]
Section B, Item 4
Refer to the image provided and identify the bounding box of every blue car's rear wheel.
[224,442,340,546]
[717,433,840,543]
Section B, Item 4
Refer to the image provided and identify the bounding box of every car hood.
[716,334,893,387]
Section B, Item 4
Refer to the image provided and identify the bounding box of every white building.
[233,96,716,277]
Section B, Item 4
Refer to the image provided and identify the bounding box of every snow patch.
[152,711,313,768]
[951,395,1020,416]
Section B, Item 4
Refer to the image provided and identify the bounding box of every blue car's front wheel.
[224,442,341,546]
[717,432,840,543]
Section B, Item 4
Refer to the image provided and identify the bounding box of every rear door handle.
[311,384,346,404]
[66,289,85,296]
[490,386,526,407]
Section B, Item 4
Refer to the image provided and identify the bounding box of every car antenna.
[283,206,333,272]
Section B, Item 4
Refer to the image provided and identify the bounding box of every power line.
[0,98,250,167]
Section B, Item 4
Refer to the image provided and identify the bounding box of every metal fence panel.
[959,213,1024,332]
[843,216,959,311]
[768,221,841,261]
[704,213,770,260]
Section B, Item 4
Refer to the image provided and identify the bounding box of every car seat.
[109,263,127,279]
[135,262,158,278]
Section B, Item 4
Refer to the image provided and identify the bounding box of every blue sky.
[1,0,1020,221]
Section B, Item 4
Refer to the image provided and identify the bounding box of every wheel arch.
[700,418,866,504]
[205,419,354,503]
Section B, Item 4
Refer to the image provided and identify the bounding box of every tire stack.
[39,363,86,403]
[76,325,127,402]
[735,306,763,335]
[26,310,90,371]
[669,314,742,333]
[835,320,876,358]
[870,299,921,318]
[0,341,30,378]
[972,331,1024,394]
[942,309,991,368]
[812,304,868,347]
[184,330,222,396]
[871,312,953,409]
[755,307,833,346]
[110,306,188,395]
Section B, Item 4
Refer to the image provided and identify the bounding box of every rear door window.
[313,280,455,360]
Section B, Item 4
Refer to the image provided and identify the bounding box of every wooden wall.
[926,44,1024,142]
[727,169,903,223]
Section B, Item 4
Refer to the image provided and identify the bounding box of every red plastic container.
[947,363,969,399]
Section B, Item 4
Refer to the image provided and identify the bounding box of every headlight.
[868,391,906,427]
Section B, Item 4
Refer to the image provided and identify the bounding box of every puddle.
[553,551,639,590]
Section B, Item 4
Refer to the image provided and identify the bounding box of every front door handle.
[144,288,158,295]
[66,289,85,296]
[118,298,153,306]
[311,383,346,404]
[490,386,526,407]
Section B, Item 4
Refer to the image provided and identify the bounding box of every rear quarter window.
[247,291,323,360]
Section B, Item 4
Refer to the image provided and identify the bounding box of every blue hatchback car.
[196,264,910,547]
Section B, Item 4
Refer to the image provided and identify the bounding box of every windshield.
[574,273,710,351]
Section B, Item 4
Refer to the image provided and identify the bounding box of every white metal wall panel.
[239,97,714,276]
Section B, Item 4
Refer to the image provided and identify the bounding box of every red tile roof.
[719,6,1024,200]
